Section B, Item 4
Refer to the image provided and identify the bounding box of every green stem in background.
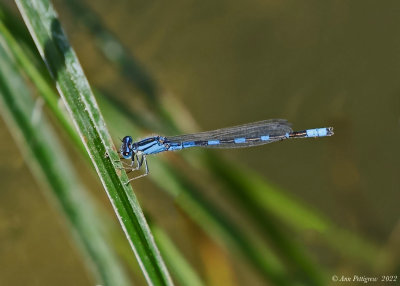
[204,155,326,285]
[156,163,291,285]
[206,156,381,264]
[64,0,179,134]
[0,16,86,156]
[14,0,173,285]
[0,37,131,286]
[151,224,205,286]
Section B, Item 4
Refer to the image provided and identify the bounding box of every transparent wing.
[165,119,293,148]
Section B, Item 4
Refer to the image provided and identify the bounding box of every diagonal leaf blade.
[0,33,132,286]
[14,0,173,285]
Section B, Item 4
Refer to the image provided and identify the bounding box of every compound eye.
[122,151,131,159]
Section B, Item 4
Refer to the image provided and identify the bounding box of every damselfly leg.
[127,154,149,182]
[117,152,149,182]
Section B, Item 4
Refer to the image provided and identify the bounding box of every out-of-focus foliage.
[0,1,398,285]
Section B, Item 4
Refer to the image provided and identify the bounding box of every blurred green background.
[0,0,399,285]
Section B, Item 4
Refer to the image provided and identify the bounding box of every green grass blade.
[152,162,293,285]
[14,0,173,285]
[0,37,131,286]
[151,225,205,286]
[64,0,178,133]
[0,16,85,156]
[206,157,380,264]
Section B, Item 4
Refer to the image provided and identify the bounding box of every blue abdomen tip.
[306,127,334,137]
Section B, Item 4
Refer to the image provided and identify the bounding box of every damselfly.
[119,119,333,181]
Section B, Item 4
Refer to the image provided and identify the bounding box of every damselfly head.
[120,136,133,159]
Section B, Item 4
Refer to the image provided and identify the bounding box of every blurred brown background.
[0,0,399,285]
